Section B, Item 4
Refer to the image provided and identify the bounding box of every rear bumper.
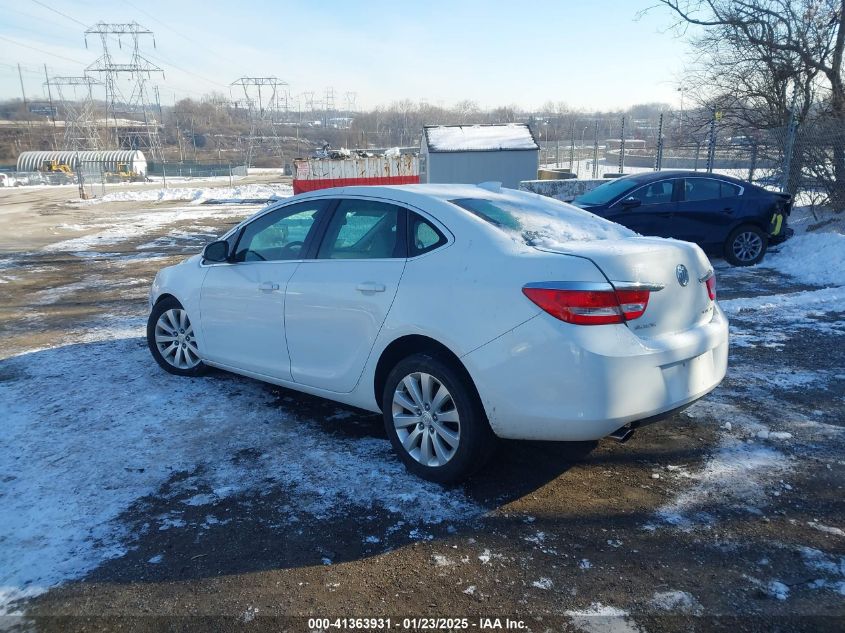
[769,226,794,245]
[463,304,729,441]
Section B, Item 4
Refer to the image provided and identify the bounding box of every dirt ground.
[0,181,843,633]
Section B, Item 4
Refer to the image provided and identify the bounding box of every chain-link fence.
[1,159,249,199]
[537,110,844,208]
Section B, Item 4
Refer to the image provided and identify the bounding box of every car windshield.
[572,178,639,206]
[450,194,634,248]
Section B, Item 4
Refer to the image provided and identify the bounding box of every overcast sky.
[0,0,691,111]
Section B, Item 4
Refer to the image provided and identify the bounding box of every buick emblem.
[676,264,690,287]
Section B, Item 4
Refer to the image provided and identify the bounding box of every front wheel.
[382,353,496,484]
[146,297,207,376]
[725,225,768,266]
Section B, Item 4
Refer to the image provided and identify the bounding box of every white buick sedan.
[148,184,728,483]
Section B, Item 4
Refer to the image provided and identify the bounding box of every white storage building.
[420,124,539,188]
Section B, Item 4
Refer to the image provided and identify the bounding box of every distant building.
[420,123,539,188]
[16,150,147,175]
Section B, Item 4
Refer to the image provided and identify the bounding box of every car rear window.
[450,194,634,248]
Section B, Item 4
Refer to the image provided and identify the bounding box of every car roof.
[284,183,571,241]
[617,170,749,186]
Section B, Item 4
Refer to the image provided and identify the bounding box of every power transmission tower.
[324,86,335,127]
[302,91,315,122]
[84,22,164,159]
[230,77,289,167]
[345,91,357,114]
[47,76,103,150]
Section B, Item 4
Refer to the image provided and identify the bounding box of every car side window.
[409,212,447,256]
[720,182,742,198]
[684,178,722,202]
[318,199,403,260]
[233,201,327,262]
[628,180,674,205]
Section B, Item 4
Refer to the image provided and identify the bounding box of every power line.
[30,0,88,28]
[27,0,230,91]
[133,5,238,72]
[0,34,86,64]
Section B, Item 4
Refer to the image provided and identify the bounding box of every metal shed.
[16,150,148,175]
[420,124,539,188]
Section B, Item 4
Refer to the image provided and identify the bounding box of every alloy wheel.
[732,231,763,262]
[154,308,201,370]
[392,372,460,467]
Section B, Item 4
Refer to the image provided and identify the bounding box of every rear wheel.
[382,353,496,484]
[146,297,207,377]
[725,225,767,266]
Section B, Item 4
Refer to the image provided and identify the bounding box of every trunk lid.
[536,237,715,338]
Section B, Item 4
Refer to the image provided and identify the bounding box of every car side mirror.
[203,240,229,263]
[620,197,641,209]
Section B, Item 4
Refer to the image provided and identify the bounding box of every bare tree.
[655,0,845,206]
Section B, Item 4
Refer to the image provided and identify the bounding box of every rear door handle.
[656,212,673,218]
[356,282,386,294]
[259,281,280,292]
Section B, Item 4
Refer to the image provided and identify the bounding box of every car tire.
[725,224,768,266]
[146,297,208,377]
[382,353,496,484]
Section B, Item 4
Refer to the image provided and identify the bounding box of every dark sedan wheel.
[725,225,768,266]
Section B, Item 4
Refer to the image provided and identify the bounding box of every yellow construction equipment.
[39,159,75,184]
[104,162,144,183]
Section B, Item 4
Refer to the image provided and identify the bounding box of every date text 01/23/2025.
[307,617,528,630]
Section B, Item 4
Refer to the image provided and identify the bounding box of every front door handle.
[656,212,673,218]
[259,281,280,292]
[356,282,386,294]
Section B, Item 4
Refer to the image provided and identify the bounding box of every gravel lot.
[1,182,843,632]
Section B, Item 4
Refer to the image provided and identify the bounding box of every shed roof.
[423,123,539,152]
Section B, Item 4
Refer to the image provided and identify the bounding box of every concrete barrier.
[519,178,606,202]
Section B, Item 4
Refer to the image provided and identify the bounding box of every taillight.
[522,286,651,325]
[705,275,716,301]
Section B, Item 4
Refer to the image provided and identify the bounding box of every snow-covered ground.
[0,328,479,613]
[758,209,845,287]
[75,183,293,206]
[0,191,843,623]
[638,212,845,617]
[44,205,258,253]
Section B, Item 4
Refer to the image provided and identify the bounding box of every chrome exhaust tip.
[607,425,635,443]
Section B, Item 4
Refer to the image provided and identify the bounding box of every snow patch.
[425,124,537,152]
[721,286,845,319]
[656,432,789,528]
[766,580,790,601]
[531,577,553,590]
[650,590,702,614]
[0,330,482,614]
[760,230,845,287]
[808,522,845,537]
[432,554,454,567]
[44,206,254,253]
[565,603,641,633]
[80,183,293,205]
